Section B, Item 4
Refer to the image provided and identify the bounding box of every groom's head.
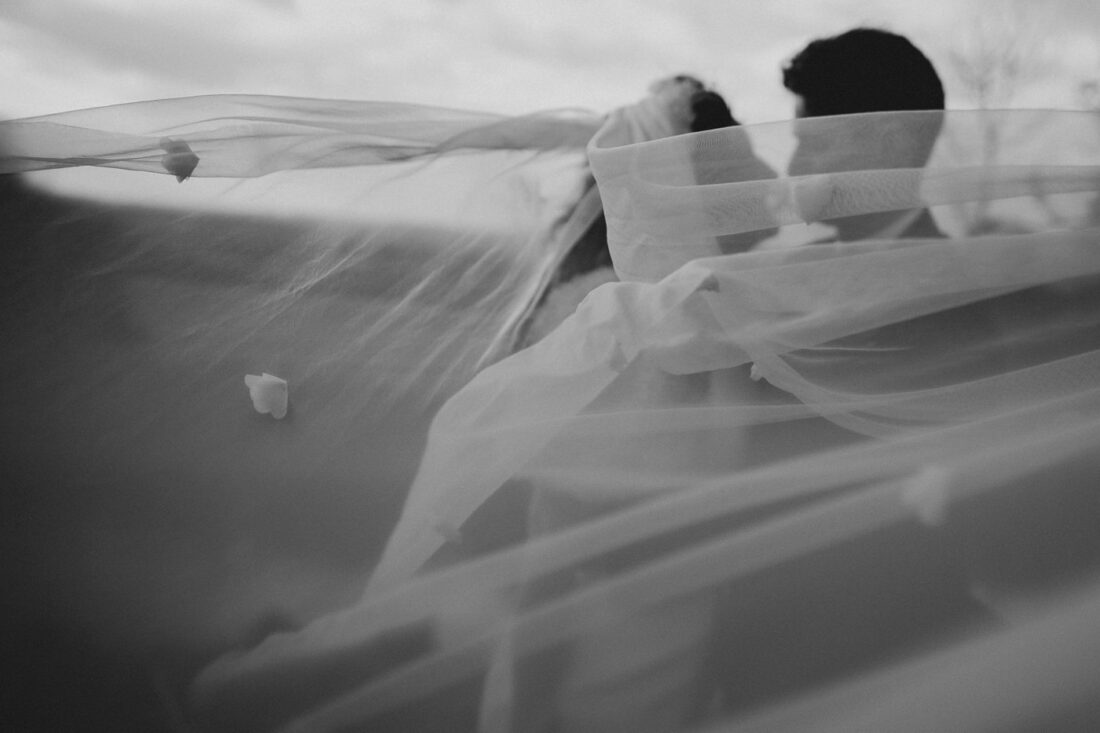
[783,28,946,239]
[782,27,944,118]
[784,28,945,178]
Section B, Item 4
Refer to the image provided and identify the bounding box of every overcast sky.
[2,0,1098,123]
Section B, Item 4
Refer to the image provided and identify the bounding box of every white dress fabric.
[2,90,1100,732]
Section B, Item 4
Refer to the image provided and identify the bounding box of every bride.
[2,26,1100,733]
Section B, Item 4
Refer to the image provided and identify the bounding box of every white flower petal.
[245,372,288,419]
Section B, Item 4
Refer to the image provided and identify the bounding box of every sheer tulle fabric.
[2,97,1099,732]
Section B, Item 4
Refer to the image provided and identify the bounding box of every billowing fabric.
[2,92,1099,733]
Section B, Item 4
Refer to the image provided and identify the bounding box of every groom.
[706,27,1009,717]
[783,27,947,241]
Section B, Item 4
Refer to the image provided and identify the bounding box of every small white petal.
[159,137,200,182]
[901,465,952,527]
[244,372,288,419]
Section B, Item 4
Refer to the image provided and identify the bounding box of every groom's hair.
[782,28,945,117]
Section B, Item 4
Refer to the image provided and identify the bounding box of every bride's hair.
[550,76,740,287]
[689,89,738,131]
[663,74,740,132]
[782,27,945,117]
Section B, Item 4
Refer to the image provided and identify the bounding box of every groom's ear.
[690,90,739,132]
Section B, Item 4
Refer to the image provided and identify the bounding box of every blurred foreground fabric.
[2,95,1099,732]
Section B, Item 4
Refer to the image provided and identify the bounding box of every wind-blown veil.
[2,91,1099,732]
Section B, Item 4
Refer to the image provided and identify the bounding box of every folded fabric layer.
[2,96,1099,732]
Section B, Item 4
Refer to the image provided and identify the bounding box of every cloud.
[249,0,296,10]
[1,0,1095,121]
[0,0,295,86]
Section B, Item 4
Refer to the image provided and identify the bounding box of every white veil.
[2,92,1099,732]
